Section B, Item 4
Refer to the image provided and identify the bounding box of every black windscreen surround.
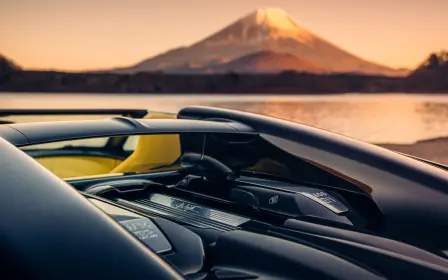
[10,125,364,193]
[179,133,206,158]
[181,133,365,194]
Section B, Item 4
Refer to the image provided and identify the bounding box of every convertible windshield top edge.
[0,109,148,118]
[1,117,255,146]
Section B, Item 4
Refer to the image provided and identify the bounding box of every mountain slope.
[116,8,407,76]
[208,51,324,73]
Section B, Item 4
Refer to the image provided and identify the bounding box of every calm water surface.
[2,93,448,144]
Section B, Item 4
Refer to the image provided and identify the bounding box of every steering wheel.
[0,137,185,279]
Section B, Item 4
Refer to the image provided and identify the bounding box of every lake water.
[2,93,448,144]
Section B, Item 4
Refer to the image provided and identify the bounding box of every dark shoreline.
[0,91,415,95]
[1,70,447,94]
[2,92,446,96]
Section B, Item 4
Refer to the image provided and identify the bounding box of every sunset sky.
[1,0,447,71]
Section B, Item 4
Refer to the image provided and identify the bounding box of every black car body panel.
[1,106,448,279]
[178,106,448,251]
[0,125,29,145]
[1,117,254,146]
[0,108,149,118]
[0,136,183,280]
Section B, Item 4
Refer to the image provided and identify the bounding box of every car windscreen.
[19,131,363,193]
[198,133,364,193]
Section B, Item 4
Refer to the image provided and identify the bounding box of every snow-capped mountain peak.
[233,7,314,43]
[117,8,406,76]
[249,8,300,31]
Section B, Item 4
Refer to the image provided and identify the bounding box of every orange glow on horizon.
[1,0,447,71]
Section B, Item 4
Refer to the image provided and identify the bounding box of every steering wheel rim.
[0,137,185,279]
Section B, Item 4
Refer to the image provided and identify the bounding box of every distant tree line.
[1,51,447,94]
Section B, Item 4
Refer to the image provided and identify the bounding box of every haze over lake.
[2,93,448,144]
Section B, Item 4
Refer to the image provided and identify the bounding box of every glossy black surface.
[0,108,148,118]
[0,137,184,280]
[0,125,29,145]
[232,183,355,226]
[281,218,448,267]
[152,218,205,275]
[89,198,205,275]
[178,106,448,252]
[25,148,129,160]
[2,105,448,279]
[84,174,448,279]
[1,117,254,146]
[212,230,383,280]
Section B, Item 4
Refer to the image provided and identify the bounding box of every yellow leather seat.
[111,112,181,173]
[37,156,121,178]
[111,134,181,173]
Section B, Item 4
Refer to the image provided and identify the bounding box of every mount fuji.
[113,8,406,76]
